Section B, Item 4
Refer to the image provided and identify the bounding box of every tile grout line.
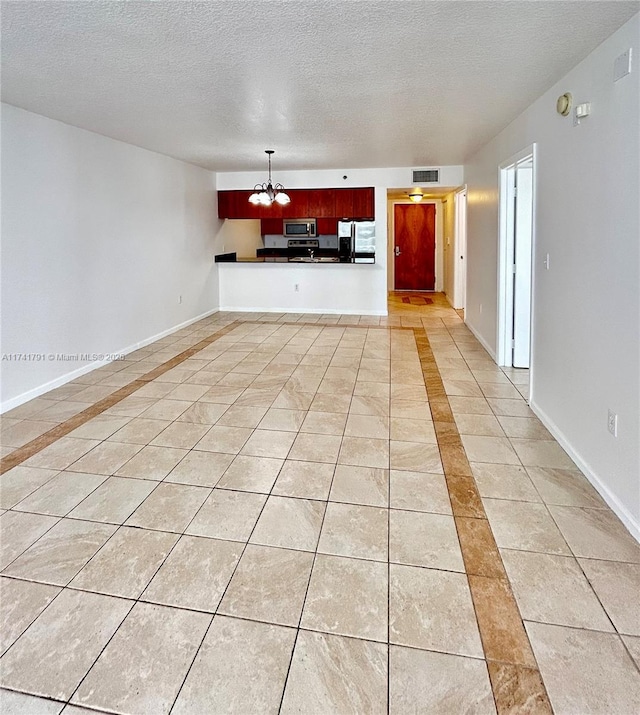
[413,327,554,714]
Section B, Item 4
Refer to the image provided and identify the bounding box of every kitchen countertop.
[215,253,375,264]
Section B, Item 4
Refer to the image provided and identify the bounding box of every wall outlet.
[544,253,550,270]
[294,284,299,292]
[479,303,483,314]
[607,409,618,437]
[178,295,182,304]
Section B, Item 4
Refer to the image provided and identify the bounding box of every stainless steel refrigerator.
[337,220,376,257]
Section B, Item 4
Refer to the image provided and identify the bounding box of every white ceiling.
[2,1,637,172]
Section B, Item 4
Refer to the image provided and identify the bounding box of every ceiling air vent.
[412,168,440,183]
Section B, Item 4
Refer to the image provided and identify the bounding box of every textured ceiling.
[1,1,637,171]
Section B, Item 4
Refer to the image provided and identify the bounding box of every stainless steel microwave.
[283,218,317,238]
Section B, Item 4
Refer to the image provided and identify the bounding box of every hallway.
[0,294,639,713]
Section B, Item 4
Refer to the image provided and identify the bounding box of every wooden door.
[394,203,436,290]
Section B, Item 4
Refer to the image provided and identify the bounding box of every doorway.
[498,146,535,368]
[394,203,436,290]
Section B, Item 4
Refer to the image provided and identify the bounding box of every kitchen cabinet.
[260,218,283,235]
[218,187,374,221]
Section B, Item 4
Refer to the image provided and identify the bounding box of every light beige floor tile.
[389,645,496,714]
[67,441,143,476]
[164,450,234,488]
[0,577,60,655]
[497,416,551,439]
[23,438,100,471]
[142,535,242,612]
[509,439,575,469]
[165,383,211,401]
[288,433,342,463]
[480,383,522,400]
[391,384,428,402]
[115,445,187,480]
[345,414,389,440]
[501,549,613,631]
[389,400,430,420]
[234,388,280,408]
[36,401,88,422]
[448,396,492,415]
[309,393,352,414]
[250,496,325,551]
[338,437,389,469]
[218,544,313,627]
[68,414,132,441]
[354,380,390,398]
[526,467,606,508]
[149,422,210,449]
[455,413,505,437]
[349,395,389,418]
[0,466,60,509]
[389,470,452,514]
[67,476,156,523]
[443,379,483,397]
[281,630,387,715]
[526,621,640,714]
[623,635,640,668]
[389,417,437,444]
[272,390,315,410]
[217,455,284,493]
[483,498,570,555]
[176,401,228,424]
[548,505,640,562]
[240,429,296,459]
[389,563,483,657]
[272,460,335,500]
[299,410,347,436]
[318,502,388,561]
[258,408,307,432]
[0,588,131,701]
[0,420,58,448]
[194,425,252,454]
[141,398,192,420]
[301,553,387,642]
[579,559,640,635]
[0,511,59,570]
[199,385,245,405]
[107,418,171,445]
[186,489,266,541]
[0,690,64,714]
[71,602,210,715]
[471,463,540,502]
[70,526,178,598]
[3,519,116,586]
[13,471,106,517]
[390,510,464,571]
[486,398,534,417]
[460,435,519,465]
[171,615,295,715]
[125,482,210,533]
[216,405,269,429]
[329,464,389,507]
[390,441,443,473]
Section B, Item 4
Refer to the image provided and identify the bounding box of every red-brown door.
[394,203,436,290]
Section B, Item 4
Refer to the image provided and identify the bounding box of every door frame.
[453,187,467,310]
[387,198,443,292]
[497,143,537,368]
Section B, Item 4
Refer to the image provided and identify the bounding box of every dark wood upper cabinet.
[218,187,374,221]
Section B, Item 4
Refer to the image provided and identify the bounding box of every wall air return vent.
[412,168,440,183]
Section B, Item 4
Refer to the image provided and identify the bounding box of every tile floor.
[0,293,639,714]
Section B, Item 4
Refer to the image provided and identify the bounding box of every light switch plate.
[614,49,632,82]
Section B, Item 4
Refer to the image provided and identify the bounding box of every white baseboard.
[464,320,497,361]
[529,398,640,543]
[219,306,388,316]
[1,306,221,414]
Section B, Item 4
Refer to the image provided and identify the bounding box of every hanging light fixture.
[248,150,290,206]
[408,189,424,203]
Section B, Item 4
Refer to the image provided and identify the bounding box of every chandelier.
[248,150,290,206]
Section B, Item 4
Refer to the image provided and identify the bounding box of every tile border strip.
[413,327,553,714]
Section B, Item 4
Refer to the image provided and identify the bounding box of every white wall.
[1,104,219,411]
[442,192,456,302]
[464,16,640,536]
[217,165,463,314]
